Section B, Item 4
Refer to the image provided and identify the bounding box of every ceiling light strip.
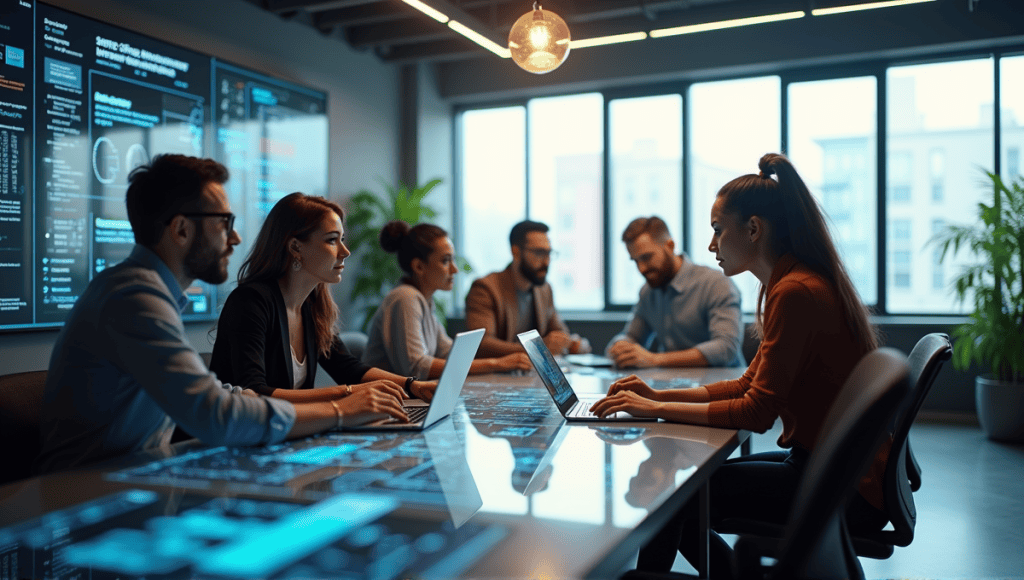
[649,10,805,38]
[401,0,449,24]
[812,0,936,16]
[448,20,511,58]
[569,32,648,49]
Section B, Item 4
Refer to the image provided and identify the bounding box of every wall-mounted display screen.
[0,1,328,331]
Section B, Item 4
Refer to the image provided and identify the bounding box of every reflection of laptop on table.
[423,418,483,527]
[341,328,484,431]
[517,330,658,422]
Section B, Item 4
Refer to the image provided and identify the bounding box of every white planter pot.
[976,375,1024,443]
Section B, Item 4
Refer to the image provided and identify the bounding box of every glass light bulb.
[508,7,570,74]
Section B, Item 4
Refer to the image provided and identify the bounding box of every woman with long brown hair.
[210,193,437,427]
[590,153,888,574]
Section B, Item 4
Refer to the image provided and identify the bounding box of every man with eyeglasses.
[465,220,590,358]
[37,154,402,475]
[606,216,744,369]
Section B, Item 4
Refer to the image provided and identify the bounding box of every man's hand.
[568,333,591,354]
[543,330,574,355]
[607,341,660,368]
[409,380,438,402]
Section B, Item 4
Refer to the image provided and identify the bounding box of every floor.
[668,419,1024,579]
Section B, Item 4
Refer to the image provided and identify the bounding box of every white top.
[291,346,308,389]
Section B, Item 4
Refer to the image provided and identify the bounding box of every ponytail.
[718,153,877,351]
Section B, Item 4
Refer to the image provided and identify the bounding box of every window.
[888,151,912,203]
[887,58,994,313]
[931,219,945,291]
[1002,55,1024,182]
[455,54,1016,317]
[608,95,682,306]
[689,77,780,313]
[789,76,878,305]
[929,148,945,202]
[528,94,605,310]
[458,106,526,305]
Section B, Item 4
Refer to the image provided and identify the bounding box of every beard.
[519,260,547,286]
[184,236,229,284]
[644,252,676,288]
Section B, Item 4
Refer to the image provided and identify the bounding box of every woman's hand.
[492,353,532,373]
[409,380,438,402]
[335,387,408,426]
[606,374,663,401]
[588,390,663,420]
[349,379,407,402]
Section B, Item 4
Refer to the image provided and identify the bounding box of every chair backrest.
[338,330,369,362]
[770,348,910,579]
[0,370,48,486]
[876,332,952,546]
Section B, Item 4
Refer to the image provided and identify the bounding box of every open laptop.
[341,328,484,431]
[517,329,658,422]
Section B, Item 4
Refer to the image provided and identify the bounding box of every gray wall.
[0,0,401,376]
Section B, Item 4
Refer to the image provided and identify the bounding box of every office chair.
[624,348,910,580]
[338,331,369,362]
[0,370,48,486]
[850,332,952,559]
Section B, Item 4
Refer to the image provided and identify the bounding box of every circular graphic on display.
[125,144,149,176]
[92,137,120,184]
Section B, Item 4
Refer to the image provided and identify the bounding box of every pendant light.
[508,2,570,74]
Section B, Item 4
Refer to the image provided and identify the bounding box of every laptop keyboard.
[404,405,429,423]
[566,403,599,418]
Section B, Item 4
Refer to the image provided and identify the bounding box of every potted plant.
[933,170,1024,442]
[344,178,468,331]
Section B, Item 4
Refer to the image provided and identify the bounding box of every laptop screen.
[518,330,575,408]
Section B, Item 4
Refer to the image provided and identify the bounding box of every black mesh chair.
[0,370,48,486]
[850,333,952,559]
[624,348,910,580]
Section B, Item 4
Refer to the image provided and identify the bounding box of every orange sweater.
[704,254,888,510]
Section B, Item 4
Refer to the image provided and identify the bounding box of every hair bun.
[757,154,778,179]
[379,220,411,253]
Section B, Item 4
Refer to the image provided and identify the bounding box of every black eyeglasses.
[178,212,236,232]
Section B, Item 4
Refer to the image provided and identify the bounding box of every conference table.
[0,364,747,579]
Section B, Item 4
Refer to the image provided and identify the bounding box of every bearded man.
[465,220,590,358]
[606,216,744,368]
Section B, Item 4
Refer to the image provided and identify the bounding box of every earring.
[292,259,301,271]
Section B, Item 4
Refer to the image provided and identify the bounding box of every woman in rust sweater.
[591,152,888,574]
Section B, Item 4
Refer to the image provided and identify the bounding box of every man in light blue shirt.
[36,155,402,474]
[607,216,744,368]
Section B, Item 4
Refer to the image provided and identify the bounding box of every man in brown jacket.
[465,220,590,358]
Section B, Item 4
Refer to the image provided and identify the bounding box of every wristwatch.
[404,376,416,397]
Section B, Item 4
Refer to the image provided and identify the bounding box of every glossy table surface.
[0,364,746,579]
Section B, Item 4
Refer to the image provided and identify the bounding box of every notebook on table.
[516,329,659,423]
[339,328,484,431]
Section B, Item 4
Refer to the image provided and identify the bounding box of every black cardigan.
[210,280,371,395]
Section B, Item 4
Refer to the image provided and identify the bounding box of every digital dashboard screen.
[0,1,328,331]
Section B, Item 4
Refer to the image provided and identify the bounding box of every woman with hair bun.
[362,220,532,379]
[590,153,888,574]
[211,193,440,429]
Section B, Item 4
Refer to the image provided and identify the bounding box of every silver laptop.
[341,328,484,431]
[517,330,658,422]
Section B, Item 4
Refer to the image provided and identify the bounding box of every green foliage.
[931,170,1024,383]
[345,178,451,331]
